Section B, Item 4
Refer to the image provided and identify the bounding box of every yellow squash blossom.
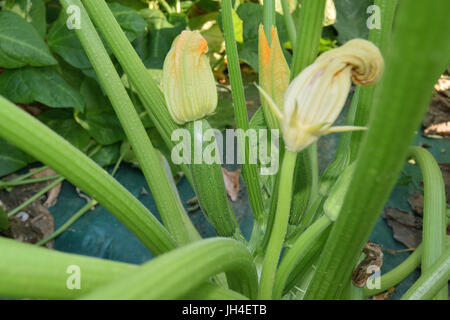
[259,39,384,152]
[162,30,217,124]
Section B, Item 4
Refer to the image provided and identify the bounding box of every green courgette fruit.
[187,120,242,239]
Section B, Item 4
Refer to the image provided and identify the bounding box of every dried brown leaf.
[222,167,241,202]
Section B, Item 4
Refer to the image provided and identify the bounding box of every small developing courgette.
[187,120,243,240]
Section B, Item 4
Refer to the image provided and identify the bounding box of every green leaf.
[138,9,187,69]
[0,67,85,111]
[205,97,235,130]
[0,11,57,68]
[90,143,120,167]
[3,0,47,38]
[38,109,91,150]
[0,138,34,178]
[48,4,146,69]
[333,0,373,43]
[108,2,147,42]
[76,78,125,145]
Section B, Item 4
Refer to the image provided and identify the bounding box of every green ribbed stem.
[82,238,258,299]
[258,149,297,299]
[407,146,447,299]
[402,246,450,300]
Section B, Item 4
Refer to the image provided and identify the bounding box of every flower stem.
[258,149,297,299]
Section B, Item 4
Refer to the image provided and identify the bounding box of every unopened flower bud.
[162,30,217,124]
[258,25,290,130]
[259,39,384,152]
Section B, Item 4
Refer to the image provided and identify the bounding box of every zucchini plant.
[0,0,449,300]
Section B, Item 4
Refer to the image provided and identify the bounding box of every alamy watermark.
[171,121,280,175]
[66,264,81,290]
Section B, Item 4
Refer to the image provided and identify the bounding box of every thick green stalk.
[82,238,258,299]
[408,146,447,299]
[0,237,244,300]
[0,237,134,299]
[80,0,191,183]
[258,149,297,299]
[221,0,265,222]
[290,0,326,77]
[0,96,175,255]
[273,214,331,299]
[60,0,200,246]
[402,246,450,300]
[304,0,450,299]
[349,0,398,162]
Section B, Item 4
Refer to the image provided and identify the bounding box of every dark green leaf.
[0,67,85,111]
[205,97,235,130]
[333,0,374,43]
[0,138,34,177]
[0,11,57,68]
[138,9,186,69]
[91,143,120,167]
[108,2,147,42]
[39,109,91,149]
[3,0,47,38]
[76,78,125,145]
